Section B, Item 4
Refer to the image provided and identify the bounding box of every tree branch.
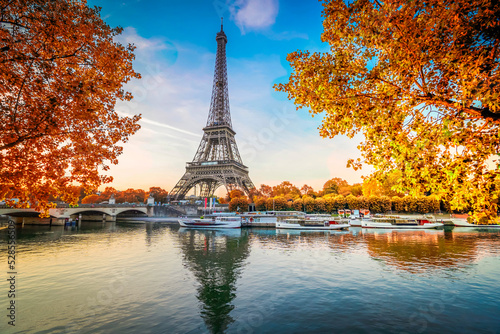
[2,50,80,64]
[417,94,500,122]
[0,132,46,151]
[0,20,28,29]
[0,126,113,151]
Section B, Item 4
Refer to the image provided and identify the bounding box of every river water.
[1,222,500,334]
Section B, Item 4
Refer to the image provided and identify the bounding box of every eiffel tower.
[170,20,255,200]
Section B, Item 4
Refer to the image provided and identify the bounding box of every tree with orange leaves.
[300,184,315,197]
[272,181,301,198]
[276,0,500,223]
[0,0,141,215]
[247,187,261,202]
[254,196,266,211]
[228,196,248,212]
[81,194,100,204]
[148,187,168,203]
[226,189,245,202]
[258,184,273,198]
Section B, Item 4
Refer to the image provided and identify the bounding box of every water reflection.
[1,224,499,333]
[178,228,250,334]
[361,228,500,272]
[248,228,362,253]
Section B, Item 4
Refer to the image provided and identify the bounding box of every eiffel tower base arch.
[169,164,254,200]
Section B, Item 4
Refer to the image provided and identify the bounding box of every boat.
[451,219,500,229]
[349,218,367,227]
[276,216,350,230]
[360,215,444,229]
[178,215,242,229]
[265,211,306,221]
[349,209,371,227]
[239,212,278,227]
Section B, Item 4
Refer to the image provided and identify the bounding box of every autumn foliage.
[276,0,500,223]
[227,179,451,215]
[79,187,168,204]
[0,0,141,215]
[228,197,248,212]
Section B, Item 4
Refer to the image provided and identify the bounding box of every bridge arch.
[0,209,57,218]
[0,205,151,220]
[0,208,40,216]
[68,209,112,217]
[115,208,148,217]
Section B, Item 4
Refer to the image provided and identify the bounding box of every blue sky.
[88,0,370,194]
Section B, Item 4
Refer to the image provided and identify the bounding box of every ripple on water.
[1,225,500,333]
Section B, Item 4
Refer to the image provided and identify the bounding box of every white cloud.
[114,27,180,68]
[265,30,309,41]
[229,0,279,33]
[140,117,199,137]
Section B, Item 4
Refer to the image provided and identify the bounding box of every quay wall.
[242,222,276,227]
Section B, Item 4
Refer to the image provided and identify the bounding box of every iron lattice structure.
[170,22,255,200]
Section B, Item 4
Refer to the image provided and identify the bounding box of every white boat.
[239,213,278,227]
[360,215,443,229]
[276,217,350,230]
[347,209,371,227]
[452,219,500,228]
[265,211,306,220]
[349,218,364,227]
[178,215,241,229]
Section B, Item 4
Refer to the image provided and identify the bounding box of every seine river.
[1,222,500,333]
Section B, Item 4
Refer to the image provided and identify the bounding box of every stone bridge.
[0,204,152,225]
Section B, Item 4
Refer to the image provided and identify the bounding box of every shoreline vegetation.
[63,179,476,219]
